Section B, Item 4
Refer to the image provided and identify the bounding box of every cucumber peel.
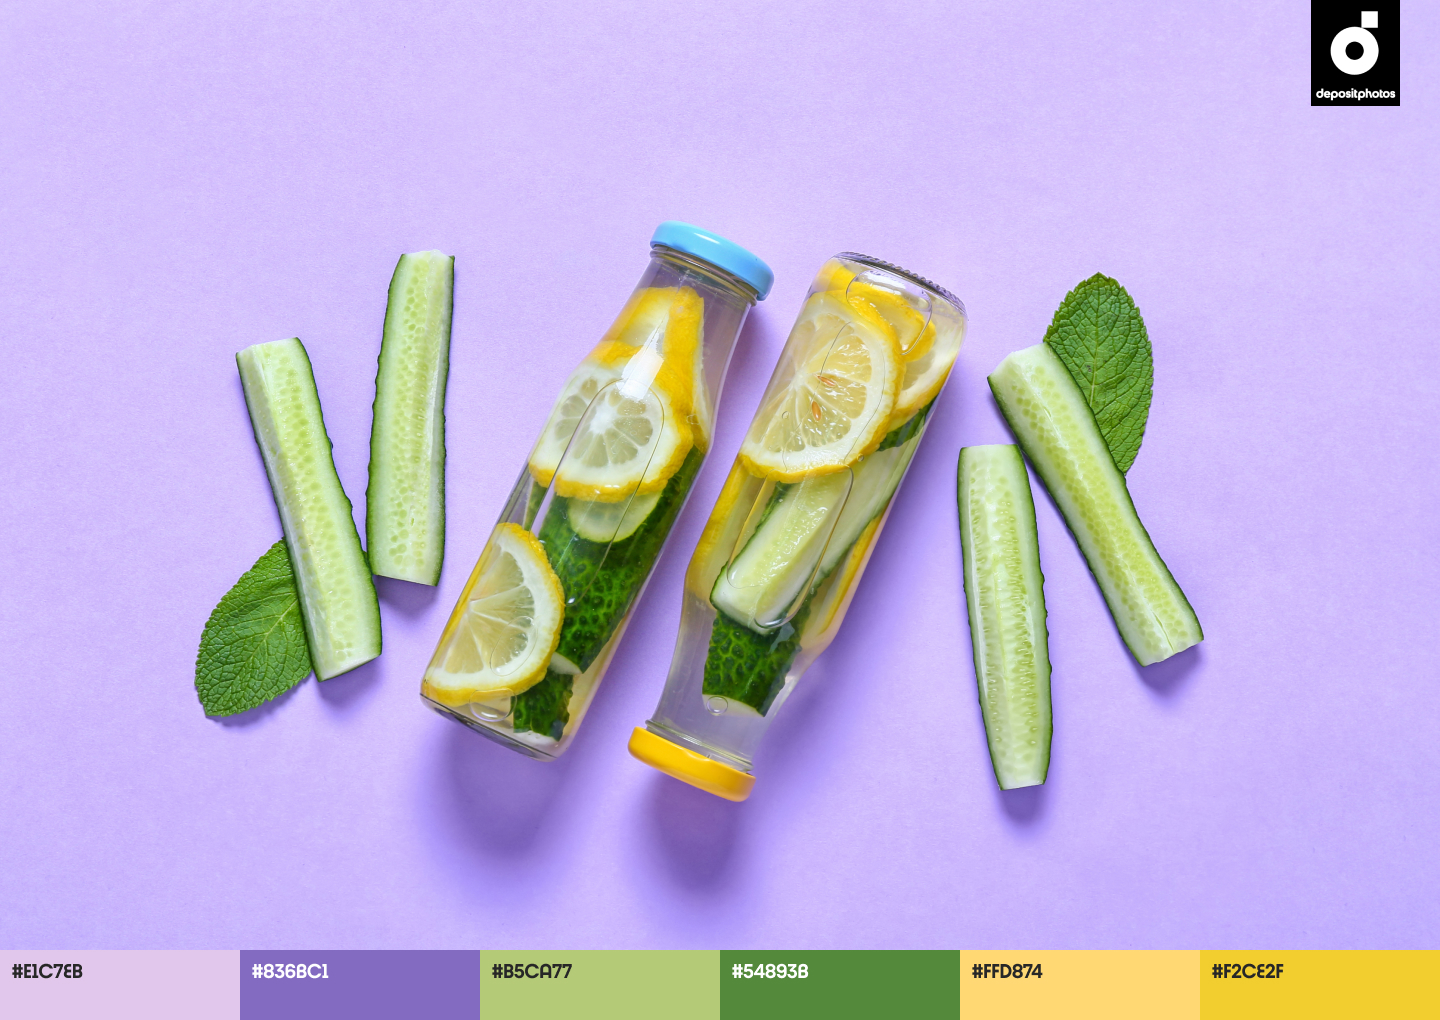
[989,343,1201,666]
[536,448,703,672]
[958,445,1051,789]
[511,669,574,740]
[237,338,381,679]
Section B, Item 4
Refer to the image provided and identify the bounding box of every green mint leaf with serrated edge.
[195,540,313,716]
[1043,274,1153,473]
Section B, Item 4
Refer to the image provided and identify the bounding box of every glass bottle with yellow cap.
[421,223,772,759]
[630,254,965,799]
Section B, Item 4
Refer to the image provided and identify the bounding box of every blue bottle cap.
[650,221,773,301]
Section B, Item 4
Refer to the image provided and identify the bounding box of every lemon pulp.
[423,523,565,705]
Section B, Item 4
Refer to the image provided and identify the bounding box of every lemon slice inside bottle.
[597,286,709,443]
[847,279,933,359]
[423,523,565,705]
[825,266,963,432]
[846,278,962,430]
[528,359,624,488]
[887,322,961,427]
[550,380,692,500]
[527,356,693,499]
[738,294,902,482]
[684,460,766,598]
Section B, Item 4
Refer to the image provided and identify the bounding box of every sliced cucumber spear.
[708,439,915,635]
[958,445,1051,789]
[367,250,454,585]
[237,338,381,679]
[989,344,1202,666]
[711,471,852,633]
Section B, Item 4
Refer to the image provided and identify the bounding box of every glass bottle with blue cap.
[421,222,773,759]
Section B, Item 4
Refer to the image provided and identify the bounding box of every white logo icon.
[1331,11,1380,75]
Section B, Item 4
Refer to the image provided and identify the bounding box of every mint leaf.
[195,541,313,716]
[1042,274,1153,473]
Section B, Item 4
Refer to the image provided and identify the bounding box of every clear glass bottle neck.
[649,245,760,305]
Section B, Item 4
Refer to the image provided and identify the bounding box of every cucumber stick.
[817,441,914,578]
[989,343,1202,665]
[958,445,1051,790]
[711,471,851,632]
[367,251,454,584]
[709,441,914,633]
[238,338,381,679]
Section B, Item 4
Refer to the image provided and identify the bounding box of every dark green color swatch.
[719,950,959,1019]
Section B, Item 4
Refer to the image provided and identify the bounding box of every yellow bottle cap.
[628,727,755,802]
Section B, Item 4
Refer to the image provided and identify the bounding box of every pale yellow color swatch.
[959,949,1200,1019]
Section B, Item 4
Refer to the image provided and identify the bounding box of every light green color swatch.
[479,949,718,1020]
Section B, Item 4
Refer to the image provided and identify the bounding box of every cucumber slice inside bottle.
[708,408,920,633]
[367,250,454,585]
[958,445,1051,789]
[710,470,852,632]
[988,344,1202,666]
[701,408,931,714]
[566,490,662,543]
[237,338,382,679]
[815,440,914,580]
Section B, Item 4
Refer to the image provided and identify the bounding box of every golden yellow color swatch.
[1199,950,1438,1019]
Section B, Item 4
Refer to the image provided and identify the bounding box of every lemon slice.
[553,380,692,500]
[850,282,959,430]
[686,333,713,451]
[814,265,962,435]
[528,359,624,487]
[601,286,701,353]
[423,523,565,705]
[818,261,925,352]
[684,460,766,598]
[598,287,708,434]
[888,316,962,428]
[527,358,693,499]
[739,294,902,481]
[843,276,962,431]
[846,278,933,359]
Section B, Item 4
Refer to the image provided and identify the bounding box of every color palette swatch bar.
[480,950,717,1019]
[960,950,1199,1019]
[2,948,1436,1018]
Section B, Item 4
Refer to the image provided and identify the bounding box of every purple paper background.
[2,2,1436,950]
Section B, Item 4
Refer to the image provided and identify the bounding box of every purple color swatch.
[239,951,476,1019]
[1,3,1436,950]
